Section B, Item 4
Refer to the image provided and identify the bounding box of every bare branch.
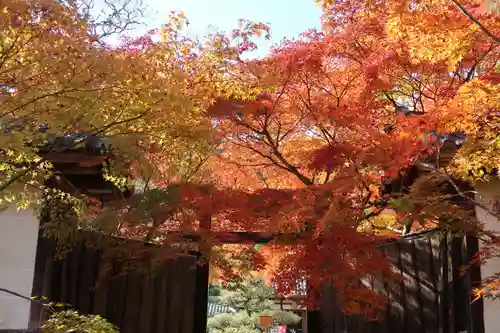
[0,287,51,308]
[61,0,148,42]
[416,161,500,220]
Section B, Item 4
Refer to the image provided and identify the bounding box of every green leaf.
[400,218,413,227]
[417,216,426,226]
[390,198,414,213]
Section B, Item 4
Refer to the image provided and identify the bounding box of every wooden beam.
[164,231,306,244]
[39,152,106,165]
[52,164,103,175]
[86,189,115,194]
[63,174,114,189]
[164,229,424,246]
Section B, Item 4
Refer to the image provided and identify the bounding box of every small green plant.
[207,278,301,333]
[42,310,118,333]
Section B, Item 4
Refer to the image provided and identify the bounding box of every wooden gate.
[307,230,485,333]
[29,232,209,333]
[28,227,483,333]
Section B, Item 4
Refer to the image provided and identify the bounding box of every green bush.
[42,310,118,333]
[207,278,301,333]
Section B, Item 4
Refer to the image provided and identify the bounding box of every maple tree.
[9,0,500,318]
[312,0,500,297]
[180,0,500,313]
[0,0,247,214]
[77,0,500,316]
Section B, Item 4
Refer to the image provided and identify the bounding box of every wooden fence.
[29,232,209,333]
[28,229,483,333]
[308,230,485,333]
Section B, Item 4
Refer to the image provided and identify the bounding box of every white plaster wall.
[474,178,500,333]
[0,207,40,329]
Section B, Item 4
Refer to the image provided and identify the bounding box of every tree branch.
[0,287,36,303]
[450,0,500,43]
[261,128,313,185]
[416,161,500,220]
[0,287,54,310]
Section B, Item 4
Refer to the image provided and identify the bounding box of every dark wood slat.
[138,273,155,333]
[193,254,210,332]
[461,236,474,333]
[375,256,391,333]
[106,261,129,328]
[397,239,420,333]
[68,242,83,309]
[375,250,392,333]
[49,256,63,307]
[155,262,171,333]
[465,235,485,333]
[307,310,322,333]
[39,240,55,323]
[77,247,98,313]
[91,251,110,315]
[180,258,197,333]
[441,233,453,333]
[59,253,69,304]
[29,237,52,326]
[415,236,439,333]
[122,271,143,333]
[320,284,336,333]
[166,257,182,333]
[333,295,346,333]
[385,242,406,333]
[30,206,53,327]
[365,275,382,333]
[192,216,211,333]
[409,239,425,333]
[345,315,361,333]
[429,233,443,333]
[451,237,468,333]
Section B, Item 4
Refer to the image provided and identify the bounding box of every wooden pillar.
[307,309,322,333]
[466,235,485,333]
[193,214,211,333]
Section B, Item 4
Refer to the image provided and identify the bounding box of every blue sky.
[138,0,323,58]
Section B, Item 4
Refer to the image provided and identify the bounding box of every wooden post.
[302,310,308,332]
[193,214,212,333]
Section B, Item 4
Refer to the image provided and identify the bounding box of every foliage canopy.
[4,0,500,316]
